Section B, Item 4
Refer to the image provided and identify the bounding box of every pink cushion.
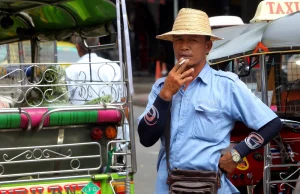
[97,110,122,123]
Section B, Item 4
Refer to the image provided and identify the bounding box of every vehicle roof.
[208,11,300,65]
[0,0,116,44]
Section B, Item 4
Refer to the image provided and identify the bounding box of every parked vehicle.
[0,0,136,194]
[208,6,300,194]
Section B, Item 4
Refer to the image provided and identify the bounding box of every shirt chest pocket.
[192,102,222,142]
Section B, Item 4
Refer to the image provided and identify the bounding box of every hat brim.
[156,31,223,41]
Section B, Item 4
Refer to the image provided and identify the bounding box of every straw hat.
[156,8,223,41]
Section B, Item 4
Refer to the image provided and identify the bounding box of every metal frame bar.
[260,54,272,194]
[37,106,126,131]
[53,40,57,63]
[107,140,131,170]
[0,142,102,179]
[83,40,116,51]
[0,109,32,130]
[116,1,136,193]
[120,0,137,174]
[0,82,126,88]
[264,163,300,193]
[116,0,124,94]
[0,105,126,131]
[0,61,122,65]
[120,0,134,95]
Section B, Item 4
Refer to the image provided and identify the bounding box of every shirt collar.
[197,63,211,85]
[79,53,98,60]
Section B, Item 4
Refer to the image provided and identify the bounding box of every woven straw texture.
[156,8,223,41]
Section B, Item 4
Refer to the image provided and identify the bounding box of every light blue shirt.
[138,63,277,194]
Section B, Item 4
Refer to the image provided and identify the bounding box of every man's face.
[173,35,212,67]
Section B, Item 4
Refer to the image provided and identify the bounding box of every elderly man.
[65,37,121,105]
[137,8,282,194]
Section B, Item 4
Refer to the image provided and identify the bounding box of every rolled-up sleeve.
[230,79,278,130]
[137,78,165,125]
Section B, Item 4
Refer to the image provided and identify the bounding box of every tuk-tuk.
[208,2,300,194]
[0,0,136,194]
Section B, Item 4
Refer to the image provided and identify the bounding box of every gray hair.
[71,36,99,53]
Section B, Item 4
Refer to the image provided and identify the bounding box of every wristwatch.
[231,149,243,164]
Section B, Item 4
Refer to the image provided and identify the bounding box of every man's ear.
[75,44,80,51]
[75,44,82,56]
[206,40,213,53]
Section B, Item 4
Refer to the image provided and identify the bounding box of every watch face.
[233,154,240,162]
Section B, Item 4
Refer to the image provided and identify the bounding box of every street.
[133,105,160,194]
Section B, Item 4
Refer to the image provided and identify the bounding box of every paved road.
[133,105,160,194]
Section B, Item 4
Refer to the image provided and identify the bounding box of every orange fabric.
[251,42,269,69]
[253,42,269,54]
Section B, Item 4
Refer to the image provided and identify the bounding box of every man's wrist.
[230,148,243,163]
[159,89,173,101]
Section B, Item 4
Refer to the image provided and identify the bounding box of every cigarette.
[179,59,187,66]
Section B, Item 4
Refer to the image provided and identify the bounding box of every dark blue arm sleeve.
[138,96,170,147]
[234,117,283,158]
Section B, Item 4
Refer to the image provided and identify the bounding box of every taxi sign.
[250,0,300,23]
[209,16,244,29]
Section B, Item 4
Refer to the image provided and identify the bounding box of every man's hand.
[219,151,238,173]
[159,58,194,101]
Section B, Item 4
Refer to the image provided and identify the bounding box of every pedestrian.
[137,8,282,194]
